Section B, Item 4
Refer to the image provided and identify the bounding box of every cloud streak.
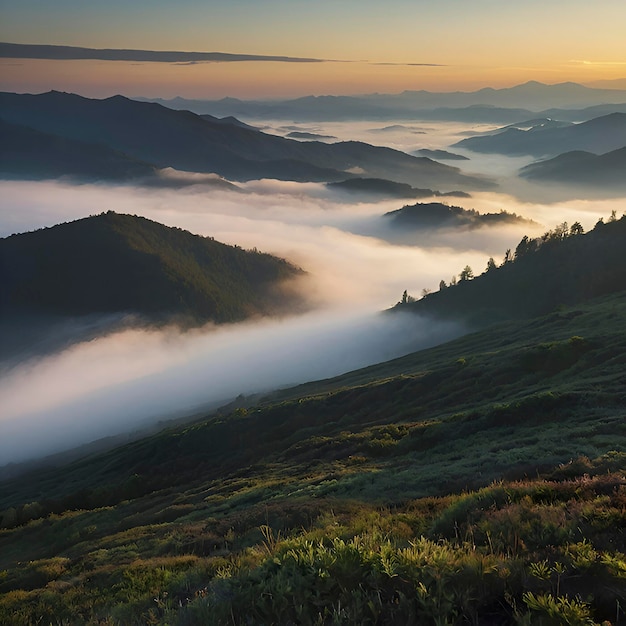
[0,42,327,64]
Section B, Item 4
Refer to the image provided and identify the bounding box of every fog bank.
[0,310,463,465]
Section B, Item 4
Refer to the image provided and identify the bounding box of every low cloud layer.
[0,310,463,465]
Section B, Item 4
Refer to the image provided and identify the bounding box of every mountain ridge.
[0,90,491,190]
[519,146,626,187]
[454,112,626,156]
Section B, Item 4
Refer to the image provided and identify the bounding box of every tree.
[459,265,474,282]
[502,249,513,264]
[569,221,584,236]
[450,275,457,286]
[439,279,448,290]
[485,257,497,272]
[515,235,537,260]
[421,288,432,298]
[400,290,415,305]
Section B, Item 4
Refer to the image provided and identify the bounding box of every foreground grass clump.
[1,466,625,625]
[180,472,626,625]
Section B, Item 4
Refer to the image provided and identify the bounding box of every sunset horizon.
[2,0,625,99]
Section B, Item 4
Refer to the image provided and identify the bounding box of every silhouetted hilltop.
[0,212,304,324]
[0,91,491,190]
[198,113,259,131]
[454,112,626,156]
[520,147,626,187]
[397,215,626,324]
[384,201,531,230]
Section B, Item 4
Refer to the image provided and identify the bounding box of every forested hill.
[397,213,626,325]
[0,212,304,324]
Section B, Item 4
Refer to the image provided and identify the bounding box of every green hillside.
[0,212,303,324]
[1,217,625,624]
[398,214,626,325]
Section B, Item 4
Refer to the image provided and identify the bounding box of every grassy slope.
[1,220,625,624]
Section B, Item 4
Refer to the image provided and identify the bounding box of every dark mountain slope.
[0,118,156,181]
[454,112,626,156]
[398,215,626,325]
[0,212,303,324]
[416,148,469,160]
[198,113,258,130]
[520,146,626,187]
[0,91,491,189]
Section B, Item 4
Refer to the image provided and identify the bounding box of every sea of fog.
[1,120,623,467]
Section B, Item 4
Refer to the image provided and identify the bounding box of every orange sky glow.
[1,0,625,99]
[2,58,626,100]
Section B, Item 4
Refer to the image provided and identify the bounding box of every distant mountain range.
[0,91,491,191]
[0,212,304,335]
[454,113,626,157]
[142,81,626,123]
[520,147,626,188]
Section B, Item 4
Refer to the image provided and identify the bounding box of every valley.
[1,75,626,624]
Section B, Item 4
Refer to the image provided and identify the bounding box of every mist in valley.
[1,118,624,468]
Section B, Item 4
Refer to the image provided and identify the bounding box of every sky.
[1,0,626,98]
